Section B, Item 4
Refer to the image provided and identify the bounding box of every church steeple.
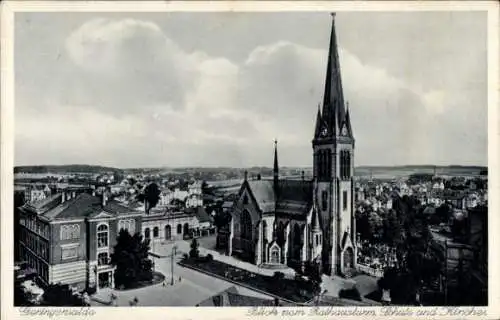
[273,139,279,192]
[322,12,345,136]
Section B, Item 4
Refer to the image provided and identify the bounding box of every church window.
[327,151,332,177]
[321,191,328,211]
[243,194,248,205]
[340,151,351,179]
[315,234,319,246]
[240,210,252,240]
[270,246,280,264]
[262,220,268,242]
[343,191,348,210]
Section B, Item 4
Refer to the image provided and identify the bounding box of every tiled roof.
[246,180,276,213]
[245,179,313,217]
[21,193,63,215]
[42,193,135,221]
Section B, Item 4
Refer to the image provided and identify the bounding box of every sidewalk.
[152,240,296,277]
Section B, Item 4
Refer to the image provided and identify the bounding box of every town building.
[18,190,142,292]
[224,14,356,277]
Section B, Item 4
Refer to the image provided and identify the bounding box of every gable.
[89,211,114,220]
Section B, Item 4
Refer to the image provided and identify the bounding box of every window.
[322,191,328,211]
[61,245,79,260]
[97,224,109,248]
[340,151,351,179]
[118,219,136,234]
[343,191,348,210]
[243,194,249,205]
[315,234,319,246]
[270,246,280,264]
[177,224,182,235]
[60,224,80,240]
[98,252,109,266]
[144,228,151,239]
[153,227,159,238]
[240,210,252,240]
[165,225,171,240]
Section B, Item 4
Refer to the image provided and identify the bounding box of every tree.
[368,212,384,241]
[436,203,451,223]
[111,229,153,289]
[138,183,161,213]
[304,260,322,295]
[383,209,402,246]
[189,238,200,259]
[41,283,84,306]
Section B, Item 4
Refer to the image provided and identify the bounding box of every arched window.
[326,151,331,177]
[153,226,159,238]
[240,210,252,240]
[243,194,249,205]
[262,220,268,242]
[144,228,151,239]
[97,224,109,248]
[293,224,302,246]
[165,225,171,240]
[277,221,285,246]
[177,224,182,235]
[183,223,189,236]
[346,151,351,178]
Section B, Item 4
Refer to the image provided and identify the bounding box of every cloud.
[15,16,487,167]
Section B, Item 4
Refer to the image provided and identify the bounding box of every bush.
[182,253,189,260]
[189,239,200,258]
[273,271,285,281]
[206,254,214,262]
[339,287,362,301]
[86,286,97,295]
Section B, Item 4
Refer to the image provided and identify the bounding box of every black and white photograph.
[2,1,498,314]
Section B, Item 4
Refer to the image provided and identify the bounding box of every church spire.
[273,139,279,191]
[314,103,323,139]
[322,12,345,135]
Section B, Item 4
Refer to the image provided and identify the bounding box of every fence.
[356,263,384,278]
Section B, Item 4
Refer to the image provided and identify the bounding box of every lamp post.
[171,245,177,285]
[315,289,328,306]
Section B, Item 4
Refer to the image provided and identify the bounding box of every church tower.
[312,13,356,276]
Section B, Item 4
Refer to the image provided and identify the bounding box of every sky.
[14,12,488,168]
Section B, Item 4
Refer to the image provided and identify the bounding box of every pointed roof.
[322,13,346,136]
[313,104,324,138]
[273,139,279,177]
[340,102,354,139]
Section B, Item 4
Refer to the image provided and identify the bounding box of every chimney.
[301,171,305,181]
[244,171,248,181]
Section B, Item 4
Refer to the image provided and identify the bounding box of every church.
[226,14,356,277]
